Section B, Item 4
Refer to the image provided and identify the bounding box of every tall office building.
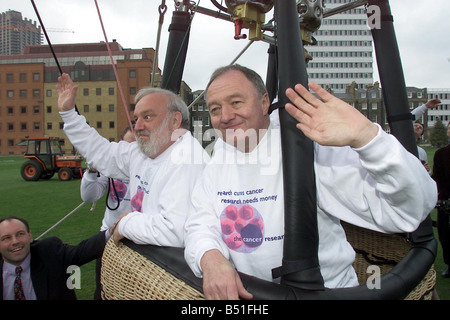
[0,10,42,55]
[306,0,374,93]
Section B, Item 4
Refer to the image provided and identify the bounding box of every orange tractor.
[20,137,84,181]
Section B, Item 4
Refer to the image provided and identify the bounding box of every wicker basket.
[342,222,436,300]
[101,239,205,300]
[101,223,436,300]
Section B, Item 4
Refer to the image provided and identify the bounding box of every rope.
[30,0,63,74]
[94,0,134,134]
[35,202,86,240]
[30,0,80,115]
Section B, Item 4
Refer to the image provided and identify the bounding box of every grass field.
[0,150,448,300]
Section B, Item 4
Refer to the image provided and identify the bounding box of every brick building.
[0,41,160,154]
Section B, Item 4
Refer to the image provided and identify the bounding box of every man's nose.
[221,105,236,123]
[134,117,144,131]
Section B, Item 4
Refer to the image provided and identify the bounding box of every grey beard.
[136,128,171,158]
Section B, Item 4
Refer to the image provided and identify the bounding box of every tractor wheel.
[21,160,43,181]
[58,167,73,181]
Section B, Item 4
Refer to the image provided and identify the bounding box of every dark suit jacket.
[0,231,107,300]
[432,144,450,200]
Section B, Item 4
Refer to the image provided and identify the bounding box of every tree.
[430,118,448,148]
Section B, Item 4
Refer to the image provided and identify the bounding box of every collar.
[2,253,32,276]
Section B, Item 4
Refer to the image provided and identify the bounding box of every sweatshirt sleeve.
[411,104,427,120]
[184,168,230,277]
[315,125,438,233]
[80,172,108,202]
[60,109,132,181]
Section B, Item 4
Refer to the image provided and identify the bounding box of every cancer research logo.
[220,204,265,253]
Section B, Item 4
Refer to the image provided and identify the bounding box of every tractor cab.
[21,137,84,181]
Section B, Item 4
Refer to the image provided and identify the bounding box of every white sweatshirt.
[61,109,209,247]
[80,172,131,231]
[184,124,438,288]
[411,104,430,169]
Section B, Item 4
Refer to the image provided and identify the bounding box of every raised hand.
[56,73,78,112]
[425,98,441,109]
[285,82,378,149]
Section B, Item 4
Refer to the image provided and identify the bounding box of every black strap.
[272,259,318,279]
[387,113,414,123]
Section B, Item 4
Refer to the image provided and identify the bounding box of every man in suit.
[0,216,108,300]
[432,122,450,278]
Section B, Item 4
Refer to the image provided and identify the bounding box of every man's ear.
[261,93,270,116]
[171,111,183,130]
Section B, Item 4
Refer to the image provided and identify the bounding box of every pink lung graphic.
[220,204,264,253]
[131,187,145,212]
[109,180,127,202]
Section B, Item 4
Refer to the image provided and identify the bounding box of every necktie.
[14,266,25,300]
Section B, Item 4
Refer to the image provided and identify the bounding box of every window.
[109,104,114,112]
[130,87,136,95]
[46,90,52,97]
[84,105,89,112]
[47,106,52,113]
[20,106,27,114]
[129,70,136,78]
[34,122,40,130]
[47,122,52,130]
[6,74,13,82]
[83,88,89,96]
[20,73,26,82]
[33,89,40,98]
[7,107,14,115]
[109,121,115,129]
[21,123,27,130]
[96,88,102,96]
[34,106,40,114]
[96,105,102,112]
[7,90,14,98]
[33,73,40,81]
[20,90,27,98]
[96,121,102,129]
[109,88,114,95]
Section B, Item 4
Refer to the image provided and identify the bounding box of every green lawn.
[0,152,448,300]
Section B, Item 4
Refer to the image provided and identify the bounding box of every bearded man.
[56,73,208,247]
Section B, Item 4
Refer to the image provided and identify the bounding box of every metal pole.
[274,0,324,290]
